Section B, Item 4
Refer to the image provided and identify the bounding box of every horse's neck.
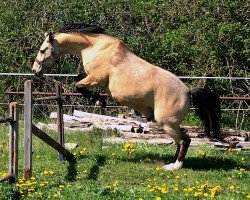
[55,33,94,58]
[55,33,117,65]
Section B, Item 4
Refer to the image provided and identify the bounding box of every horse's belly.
[110,87,153,107]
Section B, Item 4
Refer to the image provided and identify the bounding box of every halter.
[35,47,59,67]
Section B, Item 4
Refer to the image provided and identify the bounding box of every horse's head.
[32,32,59,77]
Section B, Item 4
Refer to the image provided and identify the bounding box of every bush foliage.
[0,1,249,129]
[0,0,249,90]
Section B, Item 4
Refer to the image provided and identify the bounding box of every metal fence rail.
[0,72,249,80]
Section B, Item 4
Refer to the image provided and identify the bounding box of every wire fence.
[0,73,249,130]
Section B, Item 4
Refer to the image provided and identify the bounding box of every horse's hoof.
[162,160,183,171]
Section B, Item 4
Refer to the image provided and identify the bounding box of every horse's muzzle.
[33,70,45,79]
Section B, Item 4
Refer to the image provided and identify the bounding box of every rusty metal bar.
[220,97,250,101]
[34,96,59,102]
[5,91,108,97]
[5,90,249,101]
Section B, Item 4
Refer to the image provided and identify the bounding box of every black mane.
[58,22,104,34]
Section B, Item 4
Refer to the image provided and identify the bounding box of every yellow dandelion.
[122,143,135,154]
[204,193,209,197]
[239,168,245,172]
[155,166,161,171]
[229,185,235,190]
[28,188,35,192]
[175,175,180,179]
[113,180,119,187]
[188,187,195,192]
[59,185,64,188]
[149,188,155,192]
[194,192,202,197]
[80,150,84,155]
[105,185,111,189]
[200,183,208,189]
[156,197,161,200]
[112,153,116,157]
[197,149,206,157]
[246,194,250,199]
[42,170,49,175]
[161,188,168,194]
[77,186,82,190]
[174,187,179,191]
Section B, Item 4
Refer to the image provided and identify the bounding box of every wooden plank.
[13,102,18,181]
[8,104,14,177]
[24,80,33,179]
[32,124,75,162]
[56,81,65,161]
[9,102,18,182]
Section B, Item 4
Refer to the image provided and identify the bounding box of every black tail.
[191,88,221,139]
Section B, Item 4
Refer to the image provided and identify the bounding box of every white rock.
[65,143,78,150]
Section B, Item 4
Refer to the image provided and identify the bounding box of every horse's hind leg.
[162,124,191,171]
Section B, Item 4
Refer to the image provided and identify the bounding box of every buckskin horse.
[32,23,221,171]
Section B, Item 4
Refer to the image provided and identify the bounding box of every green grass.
[0,123,249,200]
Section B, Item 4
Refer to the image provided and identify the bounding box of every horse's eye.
[40,49,46,54]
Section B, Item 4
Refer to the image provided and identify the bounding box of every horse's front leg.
[75,75,106,108]
[75,74,98,88]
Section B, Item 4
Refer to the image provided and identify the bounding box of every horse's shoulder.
[109,41,130,67]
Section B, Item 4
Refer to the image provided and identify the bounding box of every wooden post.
[24,80,33,179]
[55,81,64,161]
[9,102,18,182]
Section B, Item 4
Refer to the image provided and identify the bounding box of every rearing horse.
[32,23,221,171]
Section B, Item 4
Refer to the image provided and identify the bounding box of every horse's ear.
[48,32,54,44]
[44,32,49,38]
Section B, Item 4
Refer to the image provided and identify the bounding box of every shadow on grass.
[76,152,246,176]
[184,156,246,171]
[65,159,78,181]
[119,152,245,171]
[88,155,106,180]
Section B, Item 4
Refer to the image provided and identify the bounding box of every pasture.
[0,123,249,200]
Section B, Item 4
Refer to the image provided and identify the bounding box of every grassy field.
[0,123,249,200]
